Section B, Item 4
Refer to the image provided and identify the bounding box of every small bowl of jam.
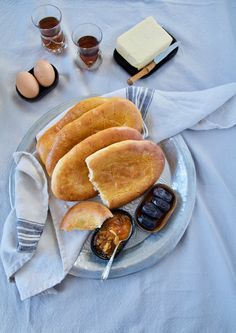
[135,184,177,233]
[91,209,134,260]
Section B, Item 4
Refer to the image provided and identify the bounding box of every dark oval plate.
[91,209,135,260]
[16,64,59,102]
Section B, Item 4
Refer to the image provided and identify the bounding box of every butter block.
[116,16,173,70]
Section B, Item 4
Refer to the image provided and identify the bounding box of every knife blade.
[127,41,180,85]
[154,41,180,65]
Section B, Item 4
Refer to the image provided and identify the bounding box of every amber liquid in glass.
[78,36,99,66]
[39,16,64,51]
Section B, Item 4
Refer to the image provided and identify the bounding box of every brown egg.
[33,60,55,87]
[16,72,40,99]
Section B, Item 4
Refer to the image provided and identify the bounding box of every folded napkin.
[1,83,236,300]
[1,153,89,300]
[0,152,48,276]
[111,83,236,140]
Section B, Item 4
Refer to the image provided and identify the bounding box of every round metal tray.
[9,99,196,279]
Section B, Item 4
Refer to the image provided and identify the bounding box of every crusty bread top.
[61,201,113,231]
[46,98,143,176]
[86,140,165,209]
[51,127,143,201]
[36,96,108,165]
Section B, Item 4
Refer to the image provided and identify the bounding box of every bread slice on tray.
[46,98,143,176]
[86,140,165,209]
[36,96,108,165]
[51,127,143,201]
[61,201,113,231]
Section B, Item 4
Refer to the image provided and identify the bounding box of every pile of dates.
[135,185,176,232]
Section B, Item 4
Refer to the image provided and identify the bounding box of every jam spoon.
[101,228,132,280]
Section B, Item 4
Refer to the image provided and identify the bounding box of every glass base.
[41,34,67,54]
[75,53,102,71]
[42,42,67,54]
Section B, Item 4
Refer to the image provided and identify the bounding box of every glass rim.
[31,4,62,29]
[72,23,103,46]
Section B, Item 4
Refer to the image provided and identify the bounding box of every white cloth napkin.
[1,83,236,300]
[0,152,48,278]
[1,153,89,300]
[108,83,236,140]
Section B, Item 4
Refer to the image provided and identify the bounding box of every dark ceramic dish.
[113,30,178,79]
[16,64,59,102]
[91,209,134,261]
[135,183,177,233]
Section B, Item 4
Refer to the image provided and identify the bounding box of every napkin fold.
[14,152,48,252]
[1,152,89,300]
[106,83,236,141]
[1,152,48,280]
[1,83,236,300]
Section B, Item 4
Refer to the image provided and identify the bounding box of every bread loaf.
[36,97,108,164]
[86,140,165,209]
[46,98,143,175]
[51,127,143,201]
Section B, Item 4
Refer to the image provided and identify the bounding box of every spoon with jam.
[91,210,133,280]
[101,221,132,280]
[101,231,121,280]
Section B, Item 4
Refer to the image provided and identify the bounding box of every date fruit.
[153,187,173,202]
[137,214,157,231]
[151,197,170,212]
[141,202,163,219]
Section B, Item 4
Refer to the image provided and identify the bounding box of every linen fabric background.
[0,1,236,332]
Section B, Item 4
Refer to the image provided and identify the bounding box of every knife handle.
[127,61,156,85]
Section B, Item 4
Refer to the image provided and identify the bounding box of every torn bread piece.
[46,98,143,176]
[61,201,113,231]
[51,127,143,201]
[86,140,165,209]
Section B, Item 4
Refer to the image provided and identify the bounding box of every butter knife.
[127,41,180,85]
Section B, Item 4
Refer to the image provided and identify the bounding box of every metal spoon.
[101,228,132,280]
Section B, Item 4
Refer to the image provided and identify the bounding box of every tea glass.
[72,23,103,70]
[32,4,66,54]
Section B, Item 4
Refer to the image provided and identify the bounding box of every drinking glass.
[72,23,103,70]
[32,4,66,54]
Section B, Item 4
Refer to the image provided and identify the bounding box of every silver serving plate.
[9,99,196,279]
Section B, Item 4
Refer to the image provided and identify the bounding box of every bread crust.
[60,201,113,231]
[86,140,165,209]
[51,127,143,201]
[36,97,108,164]
[46,98,143,175]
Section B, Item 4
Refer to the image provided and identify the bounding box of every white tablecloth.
[0,0,236,332]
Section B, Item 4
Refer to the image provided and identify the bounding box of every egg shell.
[16,72,40,99]
[33,60,55,87]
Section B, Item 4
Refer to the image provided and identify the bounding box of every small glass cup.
[32,4,66,54]
[72,23,103,70]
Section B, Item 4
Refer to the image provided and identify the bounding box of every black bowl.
[16,64,59,102]
[91,209,134,261]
